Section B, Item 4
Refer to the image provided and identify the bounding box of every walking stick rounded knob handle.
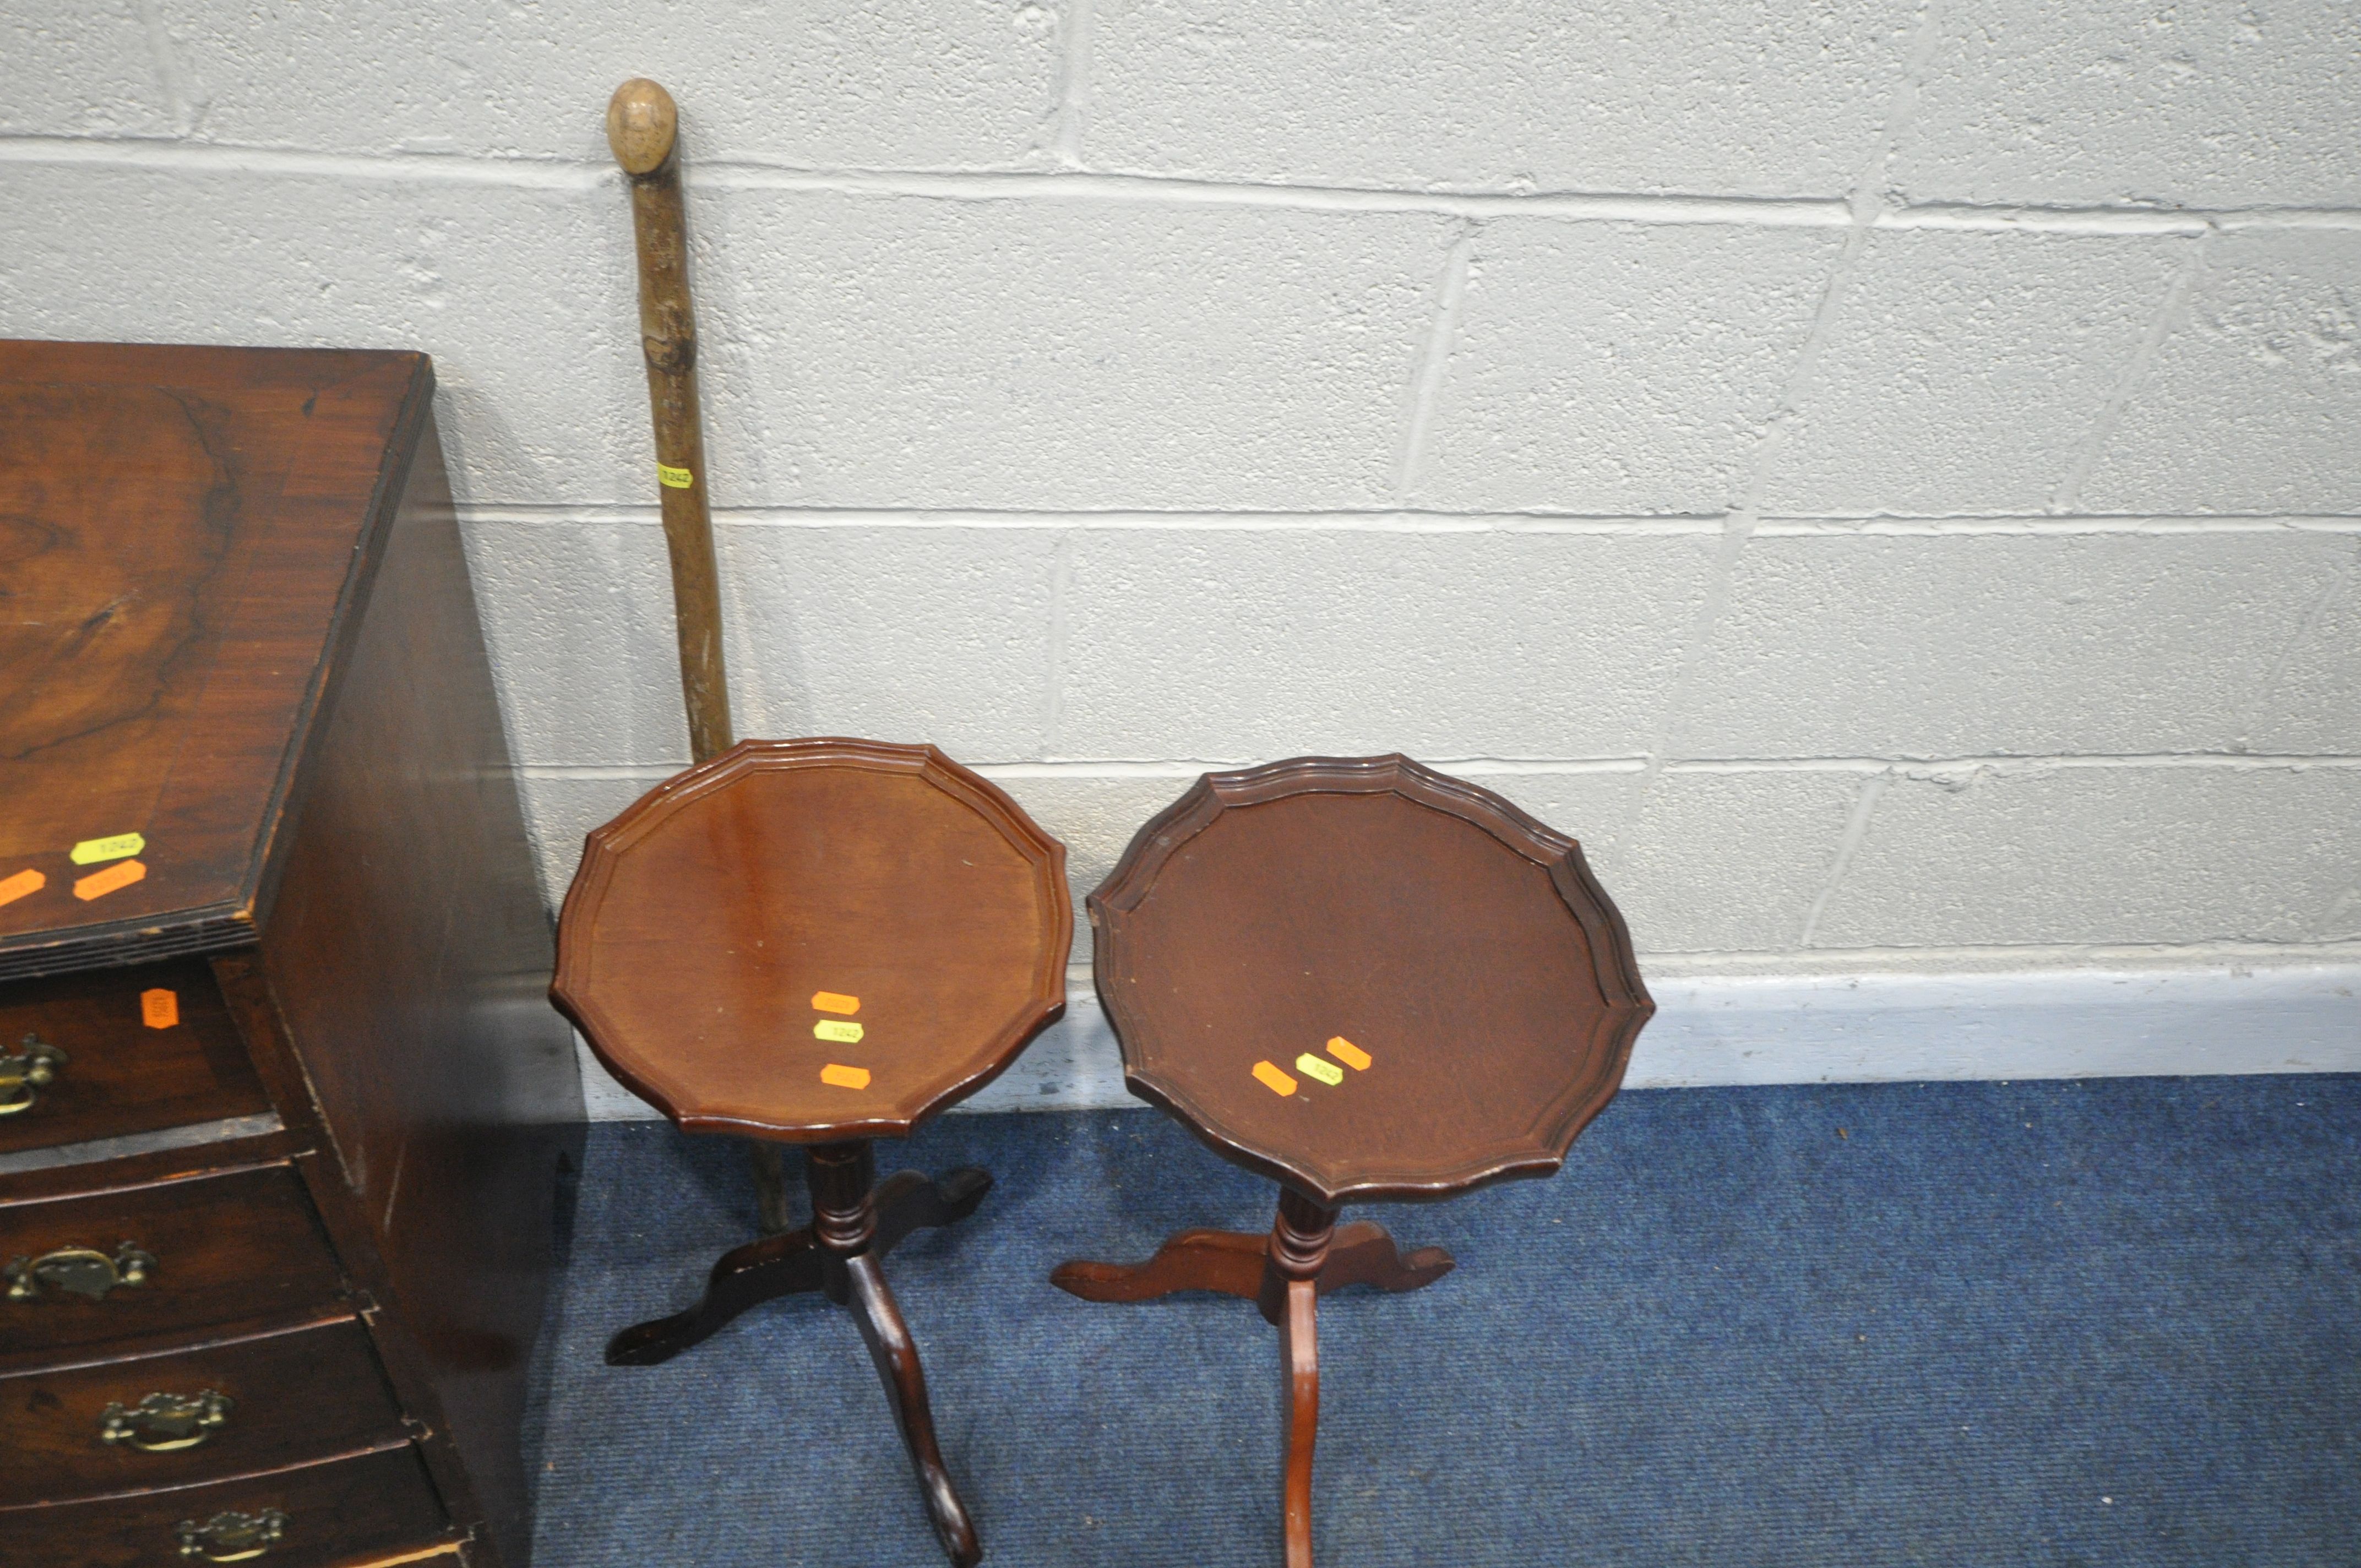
[607,78,679,176]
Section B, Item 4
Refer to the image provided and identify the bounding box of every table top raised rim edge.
[1088,753,1655,1207]
[551,736,1074,1141]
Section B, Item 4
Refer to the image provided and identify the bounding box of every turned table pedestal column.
[552,738,1071,1566]
[1052,755,1653,1568]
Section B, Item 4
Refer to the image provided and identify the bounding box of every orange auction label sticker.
[74,859,147,901]
[1325,1037,1371,1070]
[819,1063,871,1090]
[1252,1060,1298,1097]
[0,869,43,908]
[810,991,861,1016]
[141,989,179,1029]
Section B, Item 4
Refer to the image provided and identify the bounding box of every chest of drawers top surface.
[0,340,431,978]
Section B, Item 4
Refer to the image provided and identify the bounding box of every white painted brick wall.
[6,2,2359,1098]
[148,3,1062,167]
[2,7,172,135]
[1812,763,2361,947]
[1761,230,2190,516]
[1414,220,1840,514]
[1055,530,1716,759]
[1673,532,2355,759]
[1084,0,1924,198]
[2080,233,2361,515]
[1895,5,2361,209]
[694,195,1448,510]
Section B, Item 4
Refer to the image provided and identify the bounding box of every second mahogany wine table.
[551,738,1071,1567]
[1052,755,1653,1568]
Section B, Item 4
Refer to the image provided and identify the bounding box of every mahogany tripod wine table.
[551,738,1071,1567]
[1052,756,1653,1568]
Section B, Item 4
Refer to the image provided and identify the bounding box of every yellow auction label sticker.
[1325,1037,1371,1071]
[0,869,43,908]
[811,991,861,1016]
[1252,1060,1298,1097]
[1294,1053,1345,1087]
[819,1063,871,1090]
[814,1019,864,1044]
[70,832,145,865]
[657,463,694,489]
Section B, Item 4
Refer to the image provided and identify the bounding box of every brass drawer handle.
[0,1033,65,1116]
[103,1388,234,1451]
[177,1509,287,1562]
[4,1242,155,1302]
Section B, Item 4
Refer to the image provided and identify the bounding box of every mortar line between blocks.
[1038,532,1076,757]
[1636,520,1754,796]
[2050,231,2208,514]
[1032,950,2361,988]
[1640,938,2361,976]
[1393,222,1480,504]
[15,135,2361,233]
[514,753,2361,782]
[2236,536,2361,750]
[457,503,2361,535]
[132,0,197,135]
[1049,0,1095,168]
[1062,945,2361,974]
[1798,769,1892,947]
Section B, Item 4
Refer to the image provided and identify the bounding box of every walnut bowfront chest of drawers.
[0,341,583,1567]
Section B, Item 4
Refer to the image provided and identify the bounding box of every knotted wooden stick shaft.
[610,79,790,1234]
[608,78,732,764]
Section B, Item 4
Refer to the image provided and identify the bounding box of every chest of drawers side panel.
[257,411,585,1568]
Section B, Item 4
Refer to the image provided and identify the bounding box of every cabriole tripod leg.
[843,1250,982,1567]
[1280,1277,1320,1568]
[808,1140,983,1568]
[1262,1190,1337,1568]
[604,1222,824,1366]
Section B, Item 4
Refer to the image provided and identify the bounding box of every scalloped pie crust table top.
[551,738,1071,1141]
[1093,754,1652,1205]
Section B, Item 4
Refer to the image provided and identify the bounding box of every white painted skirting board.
[573,962,2361,1121]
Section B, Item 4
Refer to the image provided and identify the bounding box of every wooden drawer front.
[0,959,269,1157]
[0,1166,345,1368]
[1,1317,405,1501]
[0,1442,450,1567]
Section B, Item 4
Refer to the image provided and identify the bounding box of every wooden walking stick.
[607,78,793,1235]
[608,77,731,760]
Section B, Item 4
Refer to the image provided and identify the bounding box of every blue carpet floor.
[523,1077,2361,1566]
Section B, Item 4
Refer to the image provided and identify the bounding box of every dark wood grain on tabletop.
[0,340,429,979]
[552,737,1072,1140]
[1092,755,1653,1205]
